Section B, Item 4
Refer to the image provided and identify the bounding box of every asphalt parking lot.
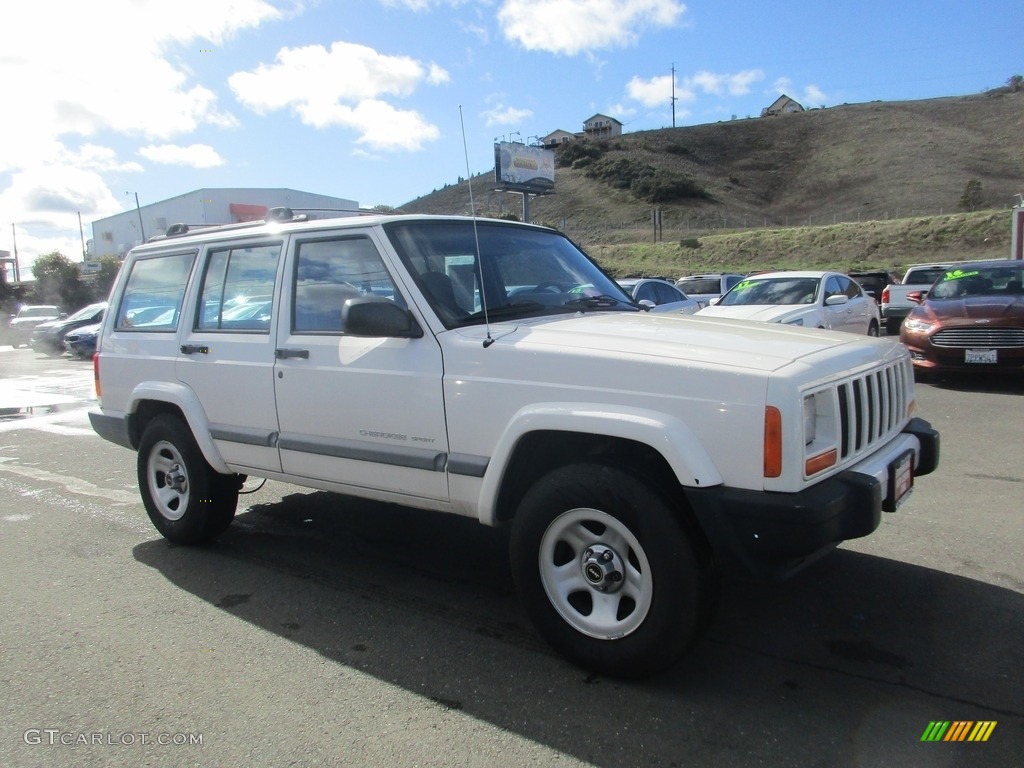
[0,346,1021,767]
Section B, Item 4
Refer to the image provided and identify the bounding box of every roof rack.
[146,206,311,242]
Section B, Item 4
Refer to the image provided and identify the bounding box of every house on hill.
[583,114,622,139]
[542,129,578,149]
[760,95,805,117]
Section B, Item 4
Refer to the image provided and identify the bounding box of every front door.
[272,231,449,503]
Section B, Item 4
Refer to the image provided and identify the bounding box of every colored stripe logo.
[921,721,997,742]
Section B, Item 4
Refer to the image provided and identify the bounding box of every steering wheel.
[533,281,564,293]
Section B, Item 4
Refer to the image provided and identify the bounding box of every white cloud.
[688,69,764,96]
[0,0,275,172]
[627,74,693,108]
[481,104,534,127]
[0,167,124,228]
[498,0,686,55]
[229,42,447,150]
[139,144,227,168]
[802,85,827,105]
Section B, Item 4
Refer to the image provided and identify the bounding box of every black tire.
[510,463,711,678]
[867,320,879,337]
[885,318,901,335]
[137,414,239,544]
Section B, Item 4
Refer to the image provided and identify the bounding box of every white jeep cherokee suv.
[90,209,939,677]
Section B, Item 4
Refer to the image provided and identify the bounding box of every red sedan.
[900,259,1024,373]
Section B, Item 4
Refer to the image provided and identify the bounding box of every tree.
[95,257,123,301]
[30,251,90,308]
[958,179,983,212]
[1008,74,1023,93]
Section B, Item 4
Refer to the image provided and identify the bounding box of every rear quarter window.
[115,252,197,331]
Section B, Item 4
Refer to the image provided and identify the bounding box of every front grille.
[834,360,910,460]
[931,327,1024,348]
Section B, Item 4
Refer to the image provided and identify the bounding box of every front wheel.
[510,463,713,678]
[137,414,239,544]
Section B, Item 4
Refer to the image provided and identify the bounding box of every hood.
[924,295,1024,321]
[696,303,803,324]
[450,311,863,374]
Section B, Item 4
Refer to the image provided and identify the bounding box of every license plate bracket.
[884,450,914,512]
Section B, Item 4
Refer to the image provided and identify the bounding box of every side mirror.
[824,294,849,306]
[906,291,924,305]
[638,299,656,309]
[342,298,423,338]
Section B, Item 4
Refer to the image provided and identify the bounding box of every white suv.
[90,209,939,677]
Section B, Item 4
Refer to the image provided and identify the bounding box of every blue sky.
[0,0,1017,278]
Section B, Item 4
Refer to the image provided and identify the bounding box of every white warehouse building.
[89,187,360,259]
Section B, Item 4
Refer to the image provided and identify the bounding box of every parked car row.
[1,302,105,358]
[2,304,64,348]
[30,302,106,356]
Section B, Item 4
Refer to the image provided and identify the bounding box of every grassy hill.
[401,88,1024,277]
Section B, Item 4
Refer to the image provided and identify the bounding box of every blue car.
[63,321,102,359]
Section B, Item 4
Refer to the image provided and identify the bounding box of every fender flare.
[127,381,230,473]
[476,402,724,526]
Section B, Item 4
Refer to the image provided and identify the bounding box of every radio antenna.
[459,105,494,348]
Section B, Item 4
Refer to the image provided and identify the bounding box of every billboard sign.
[494,142,555,194]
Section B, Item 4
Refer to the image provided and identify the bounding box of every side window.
[197,243,280,332]
[292,236,403,334]
[635,282,658,304]
[653,281,681,304]
[115,252,196,331]
[825,276,844,300]
[842,276,862,299]
[725,275,743,291]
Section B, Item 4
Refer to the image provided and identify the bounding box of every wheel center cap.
[581,545,625,593]
[167,464,187,493]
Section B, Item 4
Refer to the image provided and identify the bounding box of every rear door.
[175,238,284,473]
[272,230,449,503]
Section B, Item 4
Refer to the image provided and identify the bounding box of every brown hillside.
[402,89,1024,250]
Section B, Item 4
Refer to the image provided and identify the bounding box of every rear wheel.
[137,415,238,544]
[867,320,879,337]
[510,463,713,678]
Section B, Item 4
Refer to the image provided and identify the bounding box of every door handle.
[180,344,209,354]
[275,348,310,359]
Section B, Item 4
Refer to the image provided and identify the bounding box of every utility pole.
[78,211,87,260]
[11,223,20,282]
[670,63,677,128]
[128,192,146,242]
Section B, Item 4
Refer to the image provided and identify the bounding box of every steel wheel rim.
[538,508,653,640]
[146,440,190,521]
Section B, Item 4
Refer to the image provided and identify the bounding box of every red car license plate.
[965,349,997,364]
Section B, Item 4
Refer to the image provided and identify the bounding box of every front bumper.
[686,418,939,580]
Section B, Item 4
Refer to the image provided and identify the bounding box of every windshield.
[19,306,58,318]
[67,304,103,322]
[719,276,820,306]
[383,219,636,328]
[928,265,1024,299]
[677,277,721,295]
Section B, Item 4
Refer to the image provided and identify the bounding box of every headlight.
[803,394,817,445]
[903,317,935,332]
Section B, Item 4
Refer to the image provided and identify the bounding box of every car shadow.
[133,490,1024,766]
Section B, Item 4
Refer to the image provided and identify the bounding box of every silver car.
[618,278,700,314]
